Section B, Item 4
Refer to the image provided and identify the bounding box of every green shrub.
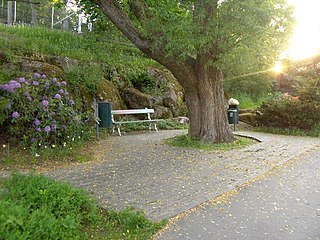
[0,173,99,239]
[0,73,93,151]
[256,93,320,130]
[128,71,164,95]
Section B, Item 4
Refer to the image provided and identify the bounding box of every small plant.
[0,73,92,152]
[129,71,165,95]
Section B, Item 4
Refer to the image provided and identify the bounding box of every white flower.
[35,153,40,157]
[2,144,6,148]
[52,145,56,148]
[63,142,67,147]
[72,137,75,141]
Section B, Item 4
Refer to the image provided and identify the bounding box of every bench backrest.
[111,109,154,115]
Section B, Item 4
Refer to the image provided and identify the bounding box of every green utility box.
[98,102,112,128]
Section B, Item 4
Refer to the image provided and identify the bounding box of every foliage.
[103,207,166,239]
[0,25,155,70]
[0,172,99,239]
[255,126,320,138]
[0,73,93,152]
[257,57,320,131]
[256,93,320,130]
[0,173,166,240]
[112,119,188,133]
[230,93,269,110]
[128,70,165,95]
[64,63,105,96]
[79,0,294,76]
[224,73,273,97]
[165,134,256,150]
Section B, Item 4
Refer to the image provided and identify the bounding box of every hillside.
[0,24,185,118]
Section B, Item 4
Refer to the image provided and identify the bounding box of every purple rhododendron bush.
[0,73,93,152]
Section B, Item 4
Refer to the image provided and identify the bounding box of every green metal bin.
[98,102,112,128]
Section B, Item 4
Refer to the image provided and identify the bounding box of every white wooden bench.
[111,108,161,136]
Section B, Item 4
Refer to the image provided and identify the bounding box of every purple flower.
[51,111,55,116]
[54,94,61,100]
[69,100,75,105]
[32,81,39,86]
[26,96,32,101]
[18,77,26,83]
[0,84,8,91]
[52,78,57,83]
[34,73,41,78]
[42,99,49,107]
[41,74,47,79]
[61,125,67,130]
[30,138,35,143]
[36,127,41,132]
[56,82,61,87]
[34,118,40,126]
[58,89,64,94]
[61,81,67,86]
[12,111,19,118]
[44,82,50,89]
[44,125,51,133]
[64,91,69,96]
[52,124,57,131]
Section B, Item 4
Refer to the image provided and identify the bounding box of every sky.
[286,0,320,60]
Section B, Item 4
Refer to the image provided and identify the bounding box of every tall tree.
[81,0,293,143]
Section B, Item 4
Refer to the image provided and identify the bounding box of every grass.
[255,126,320,138]
[110,119,188,134]
[0,172,166,240]
[0,24,156,70]
[232,93,268,109]
[0,135,98,171]
[165,134,257,151]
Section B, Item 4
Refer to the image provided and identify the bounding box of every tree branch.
[92,0,197,87]
[128,0,152,21]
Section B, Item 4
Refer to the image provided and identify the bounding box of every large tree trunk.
[181,62,234,143]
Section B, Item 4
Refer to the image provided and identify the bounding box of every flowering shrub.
[0,73,92,150]
[256,92,320,130]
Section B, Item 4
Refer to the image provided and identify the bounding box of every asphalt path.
[156,146,320,240]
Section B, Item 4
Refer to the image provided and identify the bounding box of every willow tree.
[82,0,293,143]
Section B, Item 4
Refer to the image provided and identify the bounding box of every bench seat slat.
[112,109,154,115]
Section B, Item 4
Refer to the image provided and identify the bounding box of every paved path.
[156,146,320,240]
[47,130,320,222]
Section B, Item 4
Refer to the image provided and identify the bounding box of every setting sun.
[286,0,320,60]
[273,61,283,73]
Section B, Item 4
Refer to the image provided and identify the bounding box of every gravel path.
[46,130,320,221]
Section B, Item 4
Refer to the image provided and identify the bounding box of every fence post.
[7,1,12,25]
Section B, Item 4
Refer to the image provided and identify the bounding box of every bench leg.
[154,123,158,132]
[117,125,122,136]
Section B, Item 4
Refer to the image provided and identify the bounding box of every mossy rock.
[97,80,126,110]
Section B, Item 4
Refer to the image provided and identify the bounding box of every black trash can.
[98,102,112,128]
[228,105,239,124]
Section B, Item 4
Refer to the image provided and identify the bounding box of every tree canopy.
[79,0,294,143]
